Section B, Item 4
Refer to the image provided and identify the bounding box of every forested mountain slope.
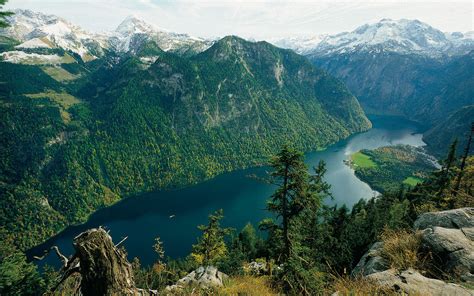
[423,105,474,157]
[311,51,474,126]
[0,35,370,250]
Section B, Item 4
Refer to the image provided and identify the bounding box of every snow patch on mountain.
[16,38,52,49]
[1,50,66,65]
[268,35,327,55]
[3,12,472,60]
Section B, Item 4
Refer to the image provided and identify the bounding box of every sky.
[5,0,474,39]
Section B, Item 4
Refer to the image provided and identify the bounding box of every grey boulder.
[352,242,389,276]
[422,226,474,281]
[414,208,474,231]
[166,266,228,291]
[368,268,473,296]
[414,207,474,282]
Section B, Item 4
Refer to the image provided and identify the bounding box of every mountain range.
[272,18,474,58]
[279,18,473,156]
[1,9,213,62]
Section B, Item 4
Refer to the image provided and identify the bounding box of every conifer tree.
[0,0,13,28]
[266,145,308,261]
[261,146,330,295]
[238,223,258,259]
[444,139,458,176]
[453,122,474,196]
[191,209,233,266]
[429,139,458,195]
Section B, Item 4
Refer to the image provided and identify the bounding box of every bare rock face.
[414,208,474,282]
[368,268,473,296]
[166,266,228,291]
[414,208,474,231]
[351,242,389,276]
[73,228,136,295]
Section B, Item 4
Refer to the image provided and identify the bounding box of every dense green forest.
[0,35,371,251]
[350,145,437,192]
[1,144,472,295]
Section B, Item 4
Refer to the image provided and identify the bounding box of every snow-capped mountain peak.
[1,10,213,63]
[331,18,448,50]
[313,18,456,57]
[115,15,166,36]
[2,9,106,60]
[2,9,59,41]
[272,18,473,58]
[110,15,212,54]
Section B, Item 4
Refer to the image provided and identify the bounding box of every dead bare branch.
[115,236,128,248]
[33,246,69,268]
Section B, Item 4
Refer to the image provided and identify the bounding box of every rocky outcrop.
[352,208,474,294]
[166,266,228,291]
[351,242,388,276]
[414,208,474,231]
[414,208,474,282]
[368,268,473,296]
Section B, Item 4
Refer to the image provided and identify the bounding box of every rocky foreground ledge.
[352,207,474,296]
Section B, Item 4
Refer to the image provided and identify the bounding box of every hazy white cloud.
[5,0,473,38]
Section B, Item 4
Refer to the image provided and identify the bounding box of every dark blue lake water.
[28,116,425,267]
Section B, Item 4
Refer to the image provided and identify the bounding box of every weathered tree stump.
[35,227,159,295]
[72,228,136,295]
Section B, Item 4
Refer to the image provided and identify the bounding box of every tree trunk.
[73,228,136,295]
[282,163,290,261]
[453,122,474,196]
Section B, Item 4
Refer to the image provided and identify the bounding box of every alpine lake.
[29,115,427,267]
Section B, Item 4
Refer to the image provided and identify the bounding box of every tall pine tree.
[262,146,330,295]
[266,145,308,261]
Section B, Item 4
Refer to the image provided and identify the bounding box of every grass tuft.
[379,228,422,271]
[330,274,396,295]
[219,275,279,296]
